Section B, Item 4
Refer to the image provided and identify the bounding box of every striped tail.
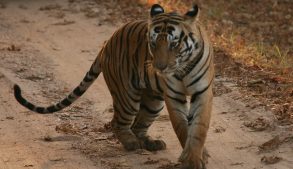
[13,58,101,114]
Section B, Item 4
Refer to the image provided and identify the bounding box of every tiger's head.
[148,4,203,75]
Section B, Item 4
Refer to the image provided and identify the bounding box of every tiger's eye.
[154,26,161,33]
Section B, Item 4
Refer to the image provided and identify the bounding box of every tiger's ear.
[150,4,164,18]
[184,4,199,22]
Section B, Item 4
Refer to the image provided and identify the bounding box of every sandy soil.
[0,0,292,169]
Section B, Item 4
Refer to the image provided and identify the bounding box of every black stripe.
[114,105,134,125]
[14,85,27,105]
[187,54,212,87]
[152,15,183,21]
[115,59,140,103]
[181,51,193,64]
[144,71,151,89]
[141,104,163,114]
[187,105,200,125]
[73,87,85,96]
[131,69,140,90]
[167,95,187,104]
[173,74,183,81]
[150,94,164,101]
[189,33,195,43]
[152,16,183,24]
[167,20,180,25]
[183,36,188,48]
[61,99,72,106]
[35,107,45,113]
[88,68,99,77]
[166,83,184,95]
[124,23,143,70]
[180,36,192,55]
[187,115,193,124]
[133,24,147,66]
[152,19,180,26]
[26,102,35,110]
[112,93,138,116]
[154,73,163,93]
[175,44,205,79]
[178,31,185,45]
[118,23,130,63]
[127,92,141,103]
[68,94,75,100]
[107,68,135,114]
[187,64,210,87]
[111,30,118,57]
[83,73,93,82]
[47,105,57,112]
[118,111,133,123]
[190,79,213,103]
[116,118,132,126]
[56,103,62,109]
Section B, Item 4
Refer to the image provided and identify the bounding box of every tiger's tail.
[14,55,102,114]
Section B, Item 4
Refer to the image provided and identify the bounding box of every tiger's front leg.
[164,78,212,169]
[163,76,189,148]
[179,86,213,169]
[164,93,189,148]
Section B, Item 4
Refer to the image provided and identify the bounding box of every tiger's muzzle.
[151,34,177,72]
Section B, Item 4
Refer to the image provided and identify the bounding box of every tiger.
[13,4,214,169]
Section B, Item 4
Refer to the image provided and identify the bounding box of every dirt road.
[0,0,292,169]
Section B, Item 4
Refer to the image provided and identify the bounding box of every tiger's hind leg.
[131,90,166,151]
[110,92,143,151]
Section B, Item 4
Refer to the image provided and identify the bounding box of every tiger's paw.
[114,129,143,151]
[180,160,206,169]
[123,139,143,151]
[139,136,166,151]
[179,148,209,169]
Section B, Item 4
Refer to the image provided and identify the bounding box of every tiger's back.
[100,21,151,92]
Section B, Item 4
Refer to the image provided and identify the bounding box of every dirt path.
[0,0,292,169]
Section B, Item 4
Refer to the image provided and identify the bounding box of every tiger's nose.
[155,62,167,71]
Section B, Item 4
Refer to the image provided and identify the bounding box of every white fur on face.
[149,25,182,48]
[150,28,158,44]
